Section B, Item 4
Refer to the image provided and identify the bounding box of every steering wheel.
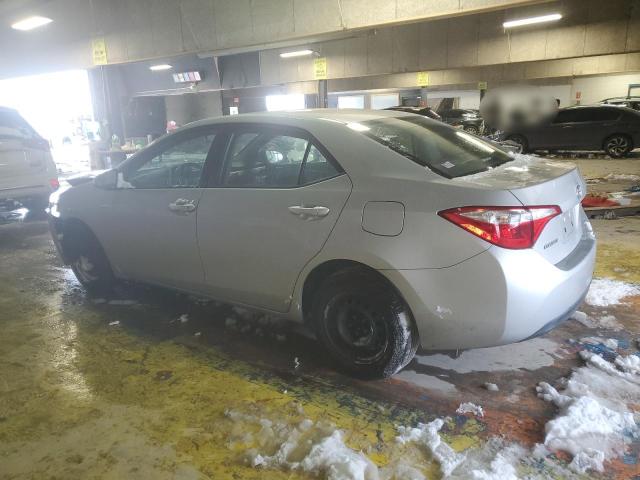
[170,162,202,187]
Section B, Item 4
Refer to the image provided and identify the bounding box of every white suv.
[0,107,58,211]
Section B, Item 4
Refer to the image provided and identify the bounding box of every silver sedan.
[48,109,595,379]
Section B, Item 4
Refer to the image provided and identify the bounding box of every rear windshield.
[356,116,512,178]
[0,110,38,139]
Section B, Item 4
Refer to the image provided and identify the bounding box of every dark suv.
[502,105,640,158]
[437,109,485,135]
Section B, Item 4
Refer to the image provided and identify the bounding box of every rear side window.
[555,108,619,123]
[354,116,512,179]
[0,110,38,139]
[222,130,340,188]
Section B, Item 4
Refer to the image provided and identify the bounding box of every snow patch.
[536,349,640,474]
[396,419,465,477]
[605,173,640,182]
[585,278,640,307]
[483,383,499,392]
[456,402,484,417]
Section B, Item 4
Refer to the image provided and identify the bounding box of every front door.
[197,125,352,312]
[98,127,220,291]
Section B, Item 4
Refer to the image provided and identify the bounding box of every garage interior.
[1,1,640,479]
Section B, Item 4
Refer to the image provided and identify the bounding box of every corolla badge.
[576,184,583,198]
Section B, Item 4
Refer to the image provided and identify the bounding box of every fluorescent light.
[11,16,52,31]
[149,64,172,71]
[279,49,314,58]
[503,13,562,28]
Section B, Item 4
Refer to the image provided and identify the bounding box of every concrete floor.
[1,192,639,477]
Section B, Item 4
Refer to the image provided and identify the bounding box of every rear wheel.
[507,134,529,153]
[604,134,633,158]
[63,224,115,294]
[312,268,418,379]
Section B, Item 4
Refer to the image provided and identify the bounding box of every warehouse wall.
[164,91,223,125]
[259,0,640,85]
[2,0,640,81]
[0,0,548,78]
[571,72,640,104]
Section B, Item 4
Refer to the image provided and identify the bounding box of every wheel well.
[56,218,96,263]
[301,260,412,324]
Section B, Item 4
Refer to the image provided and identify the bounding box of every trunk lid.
[454,154,587,264]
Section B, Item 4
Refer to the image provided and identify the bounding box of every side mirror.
[94,169,118,189]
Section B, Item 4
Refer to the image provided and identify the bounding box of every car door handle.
[288,205,330,219]
[169,198,197,214]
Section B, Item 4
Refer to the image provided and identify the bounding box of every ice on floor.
[571,311,624,330]
[396,419,466,477]
[456,402,484,417]
[225,411,377,480]
[536,349,640,474]
[585,278,640,307]
[579,336,618,350]
[483,383,499,392]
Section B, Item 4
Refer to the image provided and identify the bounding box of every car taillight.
[438,205,561,249]
[49,178,60,190]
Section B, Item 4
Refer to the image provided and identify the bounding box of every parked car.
[0,107,58,211]
[502,105,640,157]
[384,106,442,121]
[599,96,640,111]
[437,108,485,135]
[48,110,595,379]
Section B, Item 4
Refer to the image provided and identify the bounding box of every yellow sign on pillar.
[313,57,327,80]
[478,81,488,90]
[92,38,108,65]
[416,71,429,86]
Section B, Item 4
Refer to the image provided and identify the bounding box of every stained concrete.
[0,213,638,478]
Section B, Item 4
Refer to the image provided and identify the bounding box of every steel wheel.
[464,125,479,135]
[324,294,390,365]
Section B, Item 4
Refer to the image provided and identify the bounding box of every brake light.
[438,205,561,249]
[49,178,60,190]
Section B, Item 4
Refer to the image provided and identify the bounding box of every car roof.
[184,108,416,130]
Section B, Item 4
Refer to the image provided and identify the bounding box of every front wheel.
[463,125,480,135]
[312,268,418,379]
[63,224,116,294]
[604,135,633,158]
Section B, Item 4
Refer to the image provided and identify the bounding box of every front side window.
[353,116,512,179]
[125,132,216,189]
[221,131,340,188]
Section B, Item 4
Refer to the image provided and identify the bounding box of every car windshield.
[355,116,512,178]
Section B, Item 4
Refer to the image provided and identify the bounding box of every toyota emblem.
[576,184,583,198]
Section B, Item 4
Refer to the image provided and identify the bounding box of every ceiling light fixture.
[11,16,53,31]
[503,13,562,28]
[149,64,173,71]
[279,49,314,58]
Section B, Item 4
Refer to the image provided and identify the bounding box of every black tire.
[311,268,418,379]
[62,224,115,294]
[603,134,633,158]
[507,134,529,153]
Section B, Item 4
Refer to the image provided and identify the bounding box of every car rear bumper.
[381,235,596,350]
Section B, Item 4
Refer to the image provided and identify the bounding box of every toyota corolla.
[48,109,595,379]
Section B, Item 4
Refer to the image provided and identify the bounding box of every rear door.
[0,110,50,193]
[96,126,221,291]
[196,124,352,312]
